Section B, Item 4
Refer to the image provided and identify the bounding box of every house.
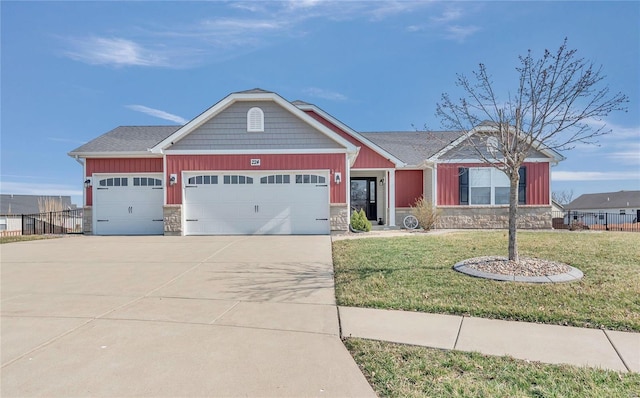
[565,190,640,225]
[68,89,563,236]
[0,194,75,232]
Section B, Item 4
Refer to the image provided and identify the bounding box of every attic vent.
[247,107,264,132]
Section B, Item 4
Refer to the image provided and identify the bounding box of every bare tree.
[552,189,574,206]
[436,39,628,263]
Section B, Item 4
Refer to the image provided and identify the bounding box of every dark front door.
[350,177,377,221]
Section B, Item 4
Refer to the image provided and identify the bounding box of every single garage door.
[184,172,330,235]
[93,174,164,235]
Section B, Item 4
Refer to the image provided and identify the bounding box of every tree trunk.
[508,172,519,262]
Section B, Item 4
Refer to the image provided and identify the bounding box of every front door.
[350,178,377,221]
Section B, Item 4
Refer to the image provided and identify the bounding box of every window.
[223,175,253,184]
[295,174,326,184]
[247,107,264,132]
[98,177,128,187]
[459,167,524,205]
[260,175,290,184]
[133,177,162,187]
[187,175,218,185]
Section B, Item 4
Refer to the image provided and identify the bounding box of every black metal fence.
[552,210,640,232]
[22,209,83,235]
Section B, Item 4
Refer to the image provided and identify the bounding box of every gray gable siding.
[440,135,548,160]
[169,101,343,150]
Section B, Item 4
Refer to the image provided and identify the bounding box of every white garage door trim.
[183,170,330,235]
[92,173,164,235]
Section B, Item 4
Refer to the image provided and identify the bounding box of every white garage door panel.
[93,175,164,235]
[184,172,329,235]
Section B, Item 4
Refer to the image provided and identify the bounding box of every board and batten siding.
[437,162,550,206]
[166,154,347,205]
[395,170,424,207]
[304,110,396,169]
[85,158,163,206]
[170,101,343,150]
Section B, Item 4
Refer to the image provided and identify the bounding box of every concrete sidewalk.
[339,306,640,373]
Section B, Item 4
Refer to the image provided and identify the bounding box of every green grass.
[333,231,640,332]
[345,338,640,398]
[0,235,62,244]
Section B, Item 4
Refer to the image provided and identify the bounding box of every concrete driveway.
[1,236,375,397]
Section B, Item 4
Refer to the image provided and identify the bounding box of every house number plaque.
[250,159,261,166]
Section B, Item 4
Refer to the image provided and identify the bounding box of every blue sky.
[2,1,638,206]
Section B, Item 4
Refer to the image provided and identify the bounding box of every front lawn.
[333,231,640,332]
[345,338,640,398]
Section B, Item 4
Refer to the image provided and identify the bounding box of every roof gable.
[152,91,357,154]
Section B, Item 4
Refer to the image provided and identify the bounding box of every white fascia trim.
[164,148,348,155]
[151,92,358,155]
[436,158,553,164]
[296,103,406,167]
[68,152,162,158]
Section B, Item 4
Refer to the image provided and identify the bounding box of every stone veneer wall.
[330,204,348,231]
[82,207,92,235]
[436,206,552,229]
[163,205,182,236]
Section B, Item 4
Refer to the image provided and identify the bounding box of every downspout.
[74,155,86,207]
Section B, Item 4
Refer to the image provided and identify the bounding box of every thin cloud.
[0,181,83,197]
[552,171,639,181]
[63,36,169,67]
[445,25,480,42]
[47,137,87,144]
[126,105,188,124]
[303,87,348,101]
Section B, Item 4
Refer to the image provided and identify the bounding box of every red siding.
[437,162,550,206]
[85,158,163,206]
[304,110,395,169]
[166,154,346,204]
[395,170,424,207]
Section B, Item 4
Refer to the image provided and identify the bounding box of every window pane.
[99,179,106,186]
[260,177,267,184]
[268,175,275,184]
[303,175,310,184]
[470,168,491,187]
[296,175,302,184]
[231,175,238,184]
[203,176,210,184]
[142,178,148,186]
[311,175,318,183]
[114,178,120,186]
[239,176,246,184]
[134,177,140,186]
[493,169,510,187]
[211,176,218,184]
[224,176,230,184]
[155,179,162,186]
[318,176,325,183]
[247,177,253,184]
[495,187,510,205]
[121,178,128,186]
[276,175,282,184]
[188,177,194,184]
[195,176,202,184]
[470,187,491,204]
[283,175,290,184]
[107,178,114,186]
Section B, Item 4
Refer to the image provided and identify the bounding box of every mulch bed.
[459,256,571,277]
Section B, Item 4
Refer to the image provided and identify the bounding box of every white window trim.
[468,167,510,206]
[247,107,264,132]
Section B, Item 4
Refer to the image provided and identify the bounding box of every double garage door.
[184,171,330,235]
[92,171,330,235]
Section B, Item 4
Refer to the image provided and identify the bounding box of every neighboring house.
[551,199,564,214]
[68,89,563,236]
[0,194,74,232]
[565,191,640,225]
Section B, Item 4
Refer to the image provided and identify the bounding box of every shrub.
[350,209,372,232]
[411,196,440,231]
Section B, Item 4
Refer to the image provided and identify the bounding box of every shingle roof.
[566,191,640,210]
[360,131,465,165]
[69,126,181,154]
[1,195,74,215]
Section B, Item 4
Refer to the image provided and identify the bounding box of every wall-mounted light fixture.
[84,178,92,188]
[379,178,384,186]
[169,174,177,186]
[334,172,342,184]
